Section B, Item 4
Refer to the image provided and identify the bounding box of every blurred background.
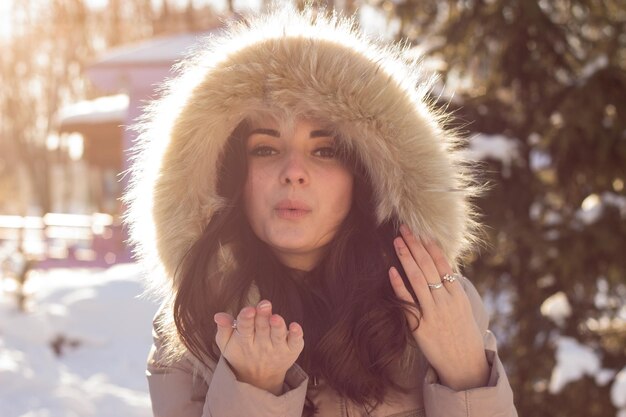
[0,0,624,416]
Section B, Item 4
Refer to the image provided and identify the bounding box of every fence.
[0,213,133,270]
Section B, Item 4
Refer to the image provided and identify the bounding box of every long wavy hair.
[172,113,421,414]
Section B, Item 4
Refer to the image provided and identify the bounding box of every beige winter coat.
[124,5,518,417]
[147,277,516,416]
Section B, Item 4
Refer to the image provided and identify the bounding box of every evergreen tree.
[383,1,626,416]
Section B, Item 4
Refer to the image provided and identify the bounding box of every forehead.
[244,110,334,137]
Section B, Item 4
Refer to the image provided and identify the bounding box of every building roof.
[57,94,128,131]
[92,31,215,68]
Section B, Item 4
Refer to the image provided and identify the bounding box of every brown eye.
[249,146,277,157]
[314,147,337,158]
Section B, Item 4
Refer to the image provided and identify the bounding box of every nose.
[280,152,308,186]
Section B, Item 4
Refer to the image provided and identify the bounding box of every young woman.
[125,6,518,417]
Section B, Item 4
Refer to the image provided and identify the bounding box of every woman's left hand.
[388,224,490,391]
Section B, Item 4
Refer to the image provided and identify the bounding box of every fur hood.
[123,5,484,297]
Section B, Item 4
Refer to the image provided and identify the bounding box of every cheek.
[344,178,355,210]
[329,169,354,213]
[243,164,263,198]
[243,165,274,224]
[243,172,262,221]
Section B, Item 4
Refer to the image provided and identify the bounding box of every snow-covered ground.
[0,264,158,417]
[1,263,624,416]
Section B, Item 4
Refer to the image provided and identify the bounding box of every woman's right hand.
[213,300,304,395]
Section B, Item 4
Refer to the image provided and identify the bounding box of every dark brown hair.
[173,119,420,414]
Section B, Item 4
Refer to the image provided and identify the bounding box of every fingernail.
[400,224,409,234]
[394,237,404,248]
[258,301,271,310]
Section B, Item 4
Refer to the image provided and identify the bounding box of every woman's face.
[243,117,354,271]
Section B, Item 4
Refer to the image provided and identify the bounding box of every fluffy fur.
[123,5,484,310]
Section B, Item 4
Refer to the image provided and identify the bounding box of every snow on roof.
[91,31,218,68]
[57,94,129,128]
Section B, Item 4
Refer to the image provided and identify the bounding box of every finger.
[420,237,461,293]
[286,322,304,353]
[254,300,272,342]
[393,236,435,310]
[388,267,422,328]
[269,314,288,347]
[235,306,256,339]
[399,225,442,288]
[214,312,235,352]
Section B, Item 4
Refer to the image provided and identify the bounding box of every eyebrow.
[248,128,334,138]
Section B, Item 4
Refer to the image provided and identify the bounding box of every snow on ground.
[2,263,625,416]
[0,264,158,417]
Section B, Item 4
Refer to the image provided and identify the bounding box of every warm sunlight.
[1,1,624,417]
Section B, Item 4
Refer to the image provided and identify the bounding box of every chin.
[269,239,310,252]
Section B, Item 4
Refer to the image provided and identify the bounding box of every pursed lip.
[274,199,312,211]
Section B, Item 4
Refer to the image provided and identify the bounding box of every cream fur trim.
[123,5,485,297]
